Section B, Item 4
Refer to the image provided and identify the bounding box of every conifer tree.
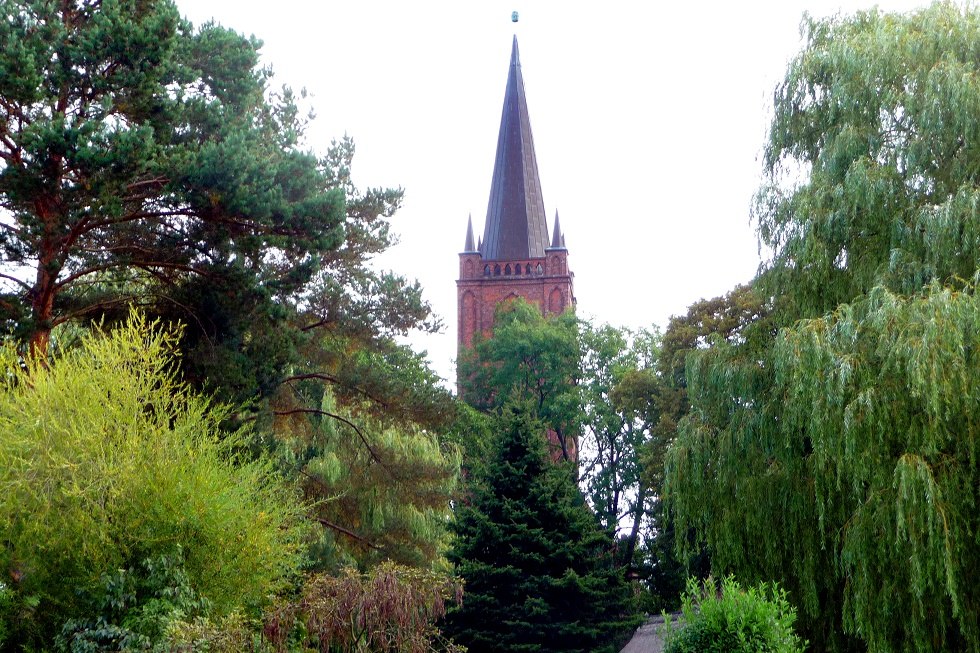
[0,0,458,569]
[444,407,638,653]
[0,0,346,357]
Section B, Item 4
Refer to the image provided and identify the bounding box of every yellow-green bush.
[0,314,306,648]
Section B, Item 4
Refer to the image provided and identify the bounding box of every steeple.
[457,35,575,362]
[481,36,549,261]
[549,210,565,250]
[463,214,477,252]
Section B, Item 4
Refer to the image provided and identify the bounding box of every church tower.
[457,37,575,356]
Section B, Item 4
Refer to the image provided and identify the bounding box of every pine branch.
[0,272,31,291]
[272,406,388,468]
[283,373,390,410]
[313,516,383,550]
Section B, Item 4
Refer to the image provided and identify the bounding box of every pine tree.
[0,0,346,357]
[444,407,638,653]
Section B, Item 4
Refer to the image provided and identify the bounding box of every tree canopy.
[0,0,344,356]
[0,0,460,574]
[667,3,980,651]
[458,299,581,461]
[577,322,658,576]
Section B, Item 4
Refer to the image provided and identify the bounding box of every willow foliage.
[759,1,980,312]
[668,3,980,652]
[777,284,979,652]
[287,387,461,570]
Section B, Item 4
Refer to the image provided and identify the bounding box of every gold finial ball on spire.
[511,11,519,22]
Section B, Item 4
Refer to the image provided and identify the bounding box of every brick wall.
[457,249,574,351]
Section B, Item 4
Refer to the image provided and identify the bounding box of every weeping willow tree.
[667,3,980,652]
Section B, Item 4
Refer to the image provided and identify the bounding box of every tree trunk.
[623,482,648,578]
[29,200,60,360]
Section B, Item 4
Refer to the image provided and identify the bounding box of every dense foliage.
[458,300,581,461]
[663,577,805,653]
[0,0,461,577]
[443,407,639,653]
[57,551,210,653]
[261,562,463,653]
[165,562,465,653]
[0,0,344,357]
[667,3,980,651]
[0,315,305,649]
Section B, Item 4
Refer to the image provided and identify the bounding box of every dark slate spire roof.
[548,210,565,249]
[481,36,549,261]
[463,214,477,252]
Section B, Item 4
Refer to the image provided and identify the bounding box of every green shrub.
[165,562,463,653]
[258,562,462,653]
[56,550,208,652]
[663,576,806,653]
[0,314,307,648]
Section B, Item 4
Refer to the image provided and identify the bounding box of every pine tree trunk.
[30,201,60,359]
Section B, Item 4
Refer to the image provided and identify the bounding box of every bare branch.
[87,208,195,230]
[300,317,334,332]
[0,272,31,291]
[51,295,148,327]
[272,406,389,469]
[0,221,25,237]
[284,372,343,384]
[278,384,400,477]
[313,516,383,550]
[125,176,169,192]
[283,373,390,409]
[294,467,383,550]
[54,260,206,290]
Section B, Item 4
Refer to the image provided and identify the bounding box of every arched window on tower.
[515,264,522,275]
[484,265,491,276]
[494,265,501,276]
[526,264,532,275]
[504,264,512,275]
[535,263,543,275]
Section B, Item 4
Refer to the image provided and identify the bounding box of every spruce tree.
[444,407,638,653]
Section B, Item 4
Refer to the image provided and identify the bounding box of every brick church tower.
[457,37,575,357]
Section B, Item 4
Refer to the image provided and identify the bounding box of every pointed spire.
[481,36,549,261]
[549,210,564,249]
[463,214,477,252]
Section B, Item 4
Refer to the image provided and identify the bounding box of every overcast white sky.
[178,0,935,385]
